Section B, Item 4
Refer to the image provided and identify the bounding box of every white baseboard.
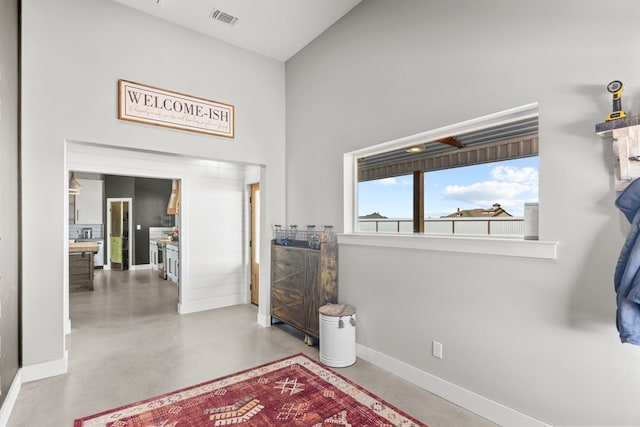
[356,344,551,427]
[103,265,151,271]
[257,312,271,327]
[0,369,22,427]
[130,264,152,271]
[21,351,68,383]
[178,294,245,314]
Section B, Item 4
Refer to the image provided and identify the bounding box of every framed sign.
[118,79,234,138]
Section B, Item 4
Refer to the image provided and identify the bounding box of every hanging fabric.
[614,178,640,345]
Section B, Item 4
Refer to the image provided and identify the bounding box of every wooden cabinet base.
[69,252,94,292]
[270,240,337,341]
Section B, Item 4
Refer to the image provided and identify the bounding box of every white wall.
[286,0,640,425]
[22,0,285,371]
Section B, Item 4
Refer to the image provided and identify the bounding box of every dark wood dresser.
[270,240,337,344]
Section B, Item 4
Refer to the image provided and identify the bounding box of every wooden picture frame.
[118,79,234,138]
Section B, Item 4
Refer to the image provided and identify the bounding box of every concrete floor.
[8,269,497,426]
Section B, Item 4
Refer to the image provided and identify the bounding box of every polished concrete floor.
[8,269,497,426]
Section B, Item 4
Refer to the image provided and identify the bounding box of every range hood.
[167,179,180,215]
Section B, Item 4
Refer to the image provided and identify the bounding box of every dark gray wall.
[104,175,134,199]
[134,178,173,264]
[0,0,21,405]
[105,175,172,265]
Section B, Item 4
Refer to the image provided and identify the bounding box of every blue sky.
[358,157,538,218]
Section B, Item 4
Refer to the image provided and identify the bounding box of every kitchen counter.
[69,242,98,291]
[69,241,99,253]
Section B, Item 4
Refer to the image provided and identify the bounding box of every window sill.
[336,233,558,260]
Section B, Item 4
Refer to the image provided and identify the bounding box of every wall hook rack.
[596,115,640,191]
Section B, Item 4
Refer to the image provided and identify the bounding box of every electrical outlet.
[432,341,443,359]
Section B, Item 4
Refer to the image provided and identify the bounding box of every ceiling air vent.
[210,9,238,26]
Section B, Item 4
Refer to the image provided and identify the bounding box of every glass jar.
[307,225,318,248]
[323,225,335,243]
[274,224,283,245]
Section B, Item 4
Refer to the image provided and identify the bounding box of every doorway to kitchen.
[66,141,263,338]
[66,170,181,336]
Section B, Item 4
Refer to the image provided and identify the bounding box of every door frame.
[106,197,133,271]
[250,183,260,305]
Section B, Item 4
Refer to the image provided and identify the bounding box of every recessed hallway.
[8,269,496,426]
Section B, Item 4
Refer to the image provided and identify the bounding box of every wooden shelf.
[595,115,640,191]
[595,115,640,136]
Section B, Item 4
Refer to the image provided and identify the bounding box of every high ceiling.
[111,0,362,61]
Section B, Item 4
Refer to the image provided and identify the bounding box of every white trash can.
[319,304,356,367]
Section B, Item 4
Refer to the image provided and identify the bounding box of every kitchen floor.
[8,269,497,427]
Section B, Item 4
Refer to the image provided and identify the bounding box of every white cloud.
[442,165,538,207]
[379,177,398,186]
[491,165,538,184]
[444,181,535,201]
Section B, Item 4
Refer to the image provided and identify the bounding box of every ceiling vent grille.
[210,9,238,26]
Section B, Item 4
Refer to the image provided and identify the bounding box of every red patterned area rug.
[74,353,428,426]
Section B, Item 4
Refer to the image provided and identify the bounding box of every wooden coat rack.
[596,115,640,192]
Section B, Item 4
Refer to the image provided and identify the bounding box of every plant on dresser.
[270,239,337,345]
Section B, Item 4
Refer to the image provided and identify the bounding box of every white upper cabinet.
[75,179,103,224]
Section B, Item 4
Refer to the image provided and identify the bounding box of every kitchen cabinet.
[149,240,159,271]
[74,179,103,224]
[69,241,99,292]
[166,243,179,284]
[69,253,94,291]
[270,240,337,343]
[93,240,105,267]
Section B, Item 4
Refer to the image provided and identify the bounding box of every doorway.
[106,198,133,270]
[67,142,262,327]
[250,183,260,305]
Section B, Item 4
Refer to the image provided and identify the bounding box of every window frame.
[341,102,558,260]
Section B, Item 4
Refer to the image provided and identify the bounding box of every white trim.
[0,370,22,427]
[178,294,245,314]
[356,343,551,427]
[129,264,152,271]
[343,151,358,233]
[64,317,71,335]
[257,312,271,328]
[343,103,547,250]
[338,233,558,260]
[21,351,68,383]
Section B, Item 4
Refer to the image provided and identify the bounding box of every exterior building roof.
[443,203,512,218]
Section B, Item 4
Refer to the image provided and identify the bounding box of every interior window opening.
[356,109,539,238]
[358,157,538,236]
